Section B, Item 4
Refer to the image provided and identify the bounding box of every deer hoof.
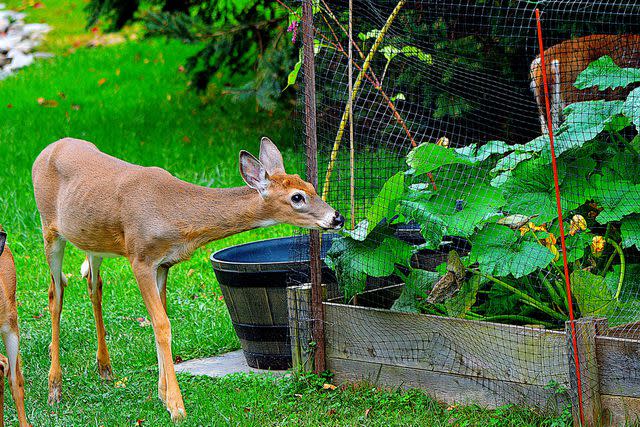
[48,381,62,405]
[168,403,186,422]
[98,361,113,381]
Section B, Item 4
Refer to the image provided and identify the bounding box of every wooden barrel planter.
[210,234,336,370]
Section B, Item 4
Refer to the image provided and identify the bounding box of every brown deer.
[530,34,640,133]
[0,229,29,427]
[32,137,344,421]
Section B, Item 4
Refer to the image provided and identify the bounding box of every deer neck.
[176,185,271,249]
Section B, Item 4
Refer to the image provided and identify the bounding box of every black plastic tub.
[210,234,336,370]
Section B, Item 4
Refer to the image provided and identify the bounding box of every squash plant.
[327,56,640,328]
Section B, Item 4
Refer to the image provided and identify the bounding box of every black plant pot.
[210,234,337,370]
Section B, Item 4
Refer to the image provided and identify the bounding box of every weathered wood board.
[323,302,569,387]
[287,286,640,426]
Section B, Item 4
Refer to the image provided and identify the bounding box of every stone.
[5,49,33,70]
[0,35,21,52]
[174,350,288,378]
[0,17,9,33]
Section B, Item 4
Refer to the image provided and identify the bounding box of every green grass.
[0,1,572,425]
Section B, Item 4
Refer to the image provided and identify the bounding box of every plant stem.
[466,268,567,322]
[321,0,407,200]
[479,315,556,329]
[537,271,565,315]
[606,238,626,300]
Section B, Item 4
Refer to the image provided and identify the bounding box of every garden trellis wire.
[286,0,640,425]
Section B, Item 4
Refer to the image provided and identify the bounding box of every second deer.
[530,34,640,133]
[0,229,28,427]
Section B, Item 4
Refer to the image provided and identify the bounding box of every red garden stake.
[535,8,585,426]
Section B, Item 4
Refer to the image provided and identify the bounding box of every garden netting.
[286,0,640,423]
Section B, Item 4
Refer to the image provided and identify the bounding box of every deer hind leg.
[83,254,112,380]
[131,260,185,421]
[157,265,168,314]
[44,232,67,405]
[2,327,28,427]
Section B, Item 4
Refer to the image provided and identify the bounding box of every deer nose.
[332,211,345,229]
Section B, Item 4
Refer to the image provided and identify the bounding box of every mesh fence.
[286,0,640,422]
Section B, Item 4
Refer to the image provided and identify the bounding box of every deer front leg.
[84,255,112,380]
[131,260,185,422]
[0,353,6,427]
[2,328,28,427]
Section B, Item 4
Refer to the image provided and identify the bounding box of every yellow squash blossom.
[569,214,587,236]
[591,235,605,257]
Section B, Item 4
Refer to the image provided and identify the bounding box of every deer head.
[239,137,344,230]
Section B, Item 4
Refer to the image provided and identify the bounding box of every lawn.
[0,1,571,425]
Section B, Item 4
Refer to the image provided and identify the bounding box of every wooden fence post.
[566,317,607,426]
[288,284,314,372]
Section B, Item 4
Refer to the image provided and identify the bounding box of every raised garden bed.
[288,284,640,426]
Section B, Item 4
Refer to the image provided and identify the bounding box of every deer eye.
[291,193,305,204]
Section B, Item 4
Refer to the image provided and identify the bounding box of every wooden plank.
[565,318,605,426]
[596,335,640,398]
[288,284,314,372]
[601,394,640,426]
[323,302,569,387]
[327,357,569,414]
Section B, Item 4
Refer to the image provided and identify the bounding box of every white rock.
[0,35,21,52]
[0,69,12,80]
[0,17,9,33]
[6,49,33,70]
[22,23,50,36]
[33,52,54,58]
[13,39,35,53]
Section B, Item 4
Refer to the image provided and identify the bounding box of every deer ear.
[0,231,6,258]
[259,137,285,175]
[239,150,270,196]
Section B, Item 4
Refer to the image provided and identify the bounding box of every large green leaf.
[401,165,504,238]
[575,56,640,91]
[571,269,615,317]
[391,269,440,313]
[589,175,640,223]
[445,274,485,318]
[621,215,640,249]
[469,224,554,278]
[501,157,568,223]
[327,227,415,300]
[406,143,471,176]
[364,171,405,237]
[623,87,640,130]
[544,100,628,161]
[455,140,512,163]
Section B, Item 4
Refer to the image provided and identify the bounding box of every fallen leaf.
[244,407,251,413]
[174,355,183,364]
[6,104,12,108]
[187,269,195,277]
[91,26,99,35]
[58,92,66,99]
[322,383,337,390]
[135,419,144,426]
[33,2,44,8]
[37,98,58,107]
[98,78,107,86]
[115,377,128,388]
[136,317,151,327]
[178,65,185,73]
[327,408,336,416]
[115,68,120,76]
[182,135,190,143]
[217,295,224,301]
[364,408,371,417]
[71,104,81,110]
